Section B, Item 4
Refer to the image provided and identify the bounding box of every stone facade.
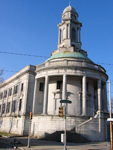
[0,5,108,141]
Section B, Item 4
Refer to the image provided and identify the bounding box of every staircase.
[40,131,90,143]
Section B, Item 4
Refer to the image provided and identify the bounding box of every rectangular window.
[0,93,3,99]
[0,105,1,113]
[6,102,10,113]
[12,101,16,112]
[86,82,88,92]
[2,104,5,114]
[39,83,44,91]
[14,85,18,94]
[4,90,7,98]
[8,88,12,96]
[21,83,24,92]
[57,81,62,89]
[81,80,82,91]
[19,99,22,111]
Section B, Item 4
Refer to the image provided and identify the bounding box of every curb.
[17,147,25,150]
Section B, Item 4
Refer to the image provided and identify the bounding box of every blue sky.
[0,0,113,97]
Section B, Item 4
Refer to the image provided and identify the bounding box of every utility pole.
[27,120,31,148]
[64,104,67,150]
[60,99,72,150]
[27,112,33,148]
[109,80,113,150]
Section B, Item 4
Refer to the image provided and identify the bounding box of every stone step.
[40,131,90,143]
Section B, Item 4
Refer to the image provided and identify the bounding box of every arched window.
[72,27,76,41]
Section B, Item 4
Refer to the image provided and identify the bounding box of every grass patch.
[0,132,17,137]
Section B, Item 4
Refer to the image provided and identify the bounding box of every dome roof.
[46,51,93,62]
[63,5,76,14]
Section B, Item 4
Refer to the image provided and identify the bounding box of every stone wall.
[76,117,107,141]
[31,115,88,138]
[0,116,25,135]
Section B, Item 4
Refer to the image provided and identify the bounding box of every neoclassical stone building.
[0,5,108,141]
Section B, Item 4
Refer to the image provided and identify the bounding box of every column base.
[42,113,47,115]
[81,113,87,116]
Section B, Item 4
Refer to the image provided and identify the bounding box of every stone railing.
[36,59,106,73]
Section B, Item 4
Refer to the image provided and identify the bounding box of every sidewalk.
[0,136,108,150]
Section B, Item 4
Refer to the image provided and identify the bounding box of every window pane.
[0,93,3,99]
[14,86,18,94]
[21,83,24,91]
[4,90,7,98]
[0,105,1,113]
[39,83,44,91]
[19,99,22,111]
[6,102,10,113]
[2,104,5,114]
[12,101,16,112]
[57,81,62,89]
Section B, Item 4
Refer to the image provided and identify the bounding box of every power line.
[0,51,49,58]
[4,70,18,73]
[97,62,113,66]
[0,51,113,66]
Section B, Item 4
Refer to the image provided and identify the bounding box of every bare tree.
[0,69,4,83]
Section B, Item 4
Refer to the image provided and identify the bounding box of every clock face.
[71,14,76,20]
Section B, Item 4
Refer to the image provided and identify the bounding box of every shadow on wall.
[39,131,90,143]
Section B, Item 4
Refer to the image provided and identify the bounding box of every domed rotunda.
[0,5,108,142]
[32,5,108,141]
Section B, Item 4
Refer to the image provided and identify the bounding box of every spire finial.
[69,1,71,6]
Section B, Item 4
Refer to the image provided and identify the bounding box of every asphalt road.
[0,141,16,149]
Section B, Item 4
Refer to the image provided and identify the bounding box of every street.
[0,141,17,150]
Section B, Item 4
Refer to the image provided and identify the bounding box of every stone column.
[5,91,8,115]
[53,93,56,115]
[43,75,49,114]
[22,75,30,115]
[62,74,67,100]
[98,79,102,111]
[17,82,21,115]
[1,91,4,116]
[82,75,87,115]
[32,79,38,114]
